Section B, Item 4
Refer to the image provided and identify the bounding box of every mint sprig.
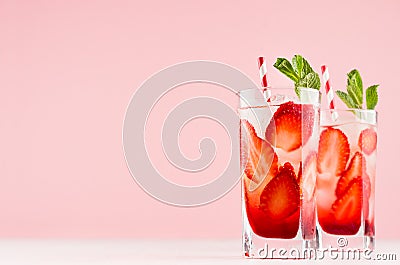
[335,69,379,110]
[273,55,321,97]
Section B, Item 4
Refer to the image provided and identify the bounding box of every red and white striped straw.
[258,57,268,88]
[321,65,338,120]
[258,57,271,100]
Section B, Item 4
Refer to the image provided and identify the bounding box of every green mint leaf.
[347,84,363,108]
[336,90,358,109]
[347,69,363,91]
[297,72,321,90]
[292,55,314,79]
[346,69,363,107]
[273,58,299,82]
[366,84,379,109]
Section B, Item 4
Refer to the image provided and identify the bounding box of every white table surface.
[0,239,399,264]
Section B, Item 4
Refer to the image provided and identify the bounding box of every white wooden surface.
[0,239,398,264]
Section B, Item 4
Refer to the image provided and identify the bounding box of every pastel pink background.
[0,0,399,239]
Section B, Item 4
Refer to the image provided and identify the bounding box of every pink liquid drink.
[239,88,320,257]
[316,110,376,250]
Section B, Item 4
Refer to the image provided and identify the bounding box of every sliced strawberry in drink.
[278,162,297,180]
[317,127,350,176]
[265,101,314,152]
[242,120,278,184]
[335,152,372,200]
[245,203,300,239]
[331,176,363,235]
[335,151,367,198]
[244,162,300,239]
[259,162,300,220]
[358,128,377,155]
[297,162,302,185]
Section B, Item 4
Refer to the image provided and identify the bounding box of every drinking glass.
[316,109,377,251]
[239,88,320,258]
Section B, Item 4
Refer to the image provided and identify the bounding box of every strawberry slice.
[358,128,377,155]
[331,176,363,235]
[317,127,350,176]
[265,101,314,152]
[242,120,278,184]
[259,162,300,220]
[278,162,297,180]
[335,151,371,200]
[297,162,302,185]
[335,152,367,198]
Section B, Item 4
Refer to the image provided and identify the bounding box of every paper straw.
[321,65,338,120]
[258,57,268,88]
[258,57,271,100]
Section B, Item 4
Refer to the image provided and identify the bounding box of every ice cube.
[298,88,320,104]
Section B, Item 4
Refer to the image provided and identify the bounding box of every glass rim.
[238,87,321,109]
[320,108,377,114]
[237,87,321,95]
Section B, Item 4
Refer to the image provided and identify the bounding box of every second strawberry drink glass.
[316,68,378,251]
[316,109,377,250]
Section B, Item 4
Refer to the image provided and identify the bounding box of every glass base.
[364,235,375,250]
[316,226,375,252]
[243,228,319,259]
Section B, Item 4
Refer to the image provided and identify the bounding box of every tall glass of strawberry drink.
[317,110,376,250]
[239,87,320,258]
[316,69,378,250]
